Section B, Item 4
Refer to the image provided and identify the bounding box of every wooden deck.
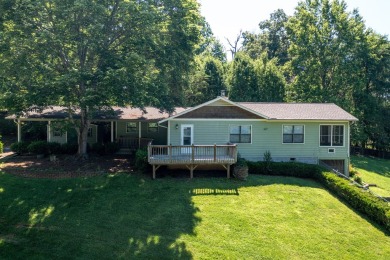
[148,144,237,179]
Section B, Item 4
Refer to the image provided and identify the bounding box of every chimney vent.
[220,90,226,97]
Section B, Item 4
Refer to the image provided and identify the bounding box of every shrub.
[10,141,30,155]
[61,143,78,154]
[247,161,318,178]
[47,142,62,154]
[315,171,390,232]
[353,175,363,185]
[263,150,273,172]
[27,141,48,155]
[105,142,120,155]
[248,160,390,232]
[135,149,149,173]
[233,153,248,180]
[0,135,3,154]
[92,143,105,155]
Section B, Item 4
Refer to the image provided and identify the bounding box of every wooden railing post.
[214,144,216,162]
[169,144,172,163]
[191,144,195,163]
[147,144,151,163]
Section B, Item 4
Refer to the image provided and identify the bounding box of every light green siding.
[168,120,350,172]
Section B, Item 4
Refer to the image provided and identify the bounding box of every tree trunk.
[77,107,90,159]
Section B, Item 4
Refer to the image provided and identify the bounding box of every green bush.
[315,171,390,232]
[353,175,363,185]
[47,142,62,154]
[61,143,78,154]
[135,149,149,173]
[248,160,390,232]
[27,141,48,155]
[0,135,3,154]
[105,142,120,155]
[247,161,318,178]
[10,141,30,155]
[92,143,105,155]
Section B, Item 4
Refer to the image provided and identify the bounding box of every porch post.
[47,121,51,142]
[111,121,114,142]
[138,121,141,149]
[17,119,21,142]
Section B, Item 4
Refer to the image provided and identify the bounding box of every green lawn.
[351,155,390,197]
[0,172,389,259]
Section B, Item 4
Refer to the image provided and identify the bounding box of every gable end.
[176,106,265,119]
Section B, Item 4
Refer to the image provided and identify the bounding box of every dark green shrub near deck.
[135,149,149,172]
[248,161,390,232]
[247,161,319,178]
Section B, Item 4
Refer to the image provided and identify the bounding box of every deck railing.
[118,137,153,150]
[148,144,237,165]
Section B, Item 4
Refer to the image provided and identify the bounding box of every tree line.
[0,0,388,155]
[187,0,389,152]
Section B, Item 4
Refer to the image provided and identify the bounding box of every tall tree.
[286,0,365,105]
[227,53,258,101]
[286,0,390,151]
[254,55,286,102]
[185,55,225,105]
[0,0,201,157]
[242,9,289,64]
[196,17,226,62]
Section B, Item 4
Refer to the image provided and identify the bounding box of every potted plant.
[233,153,248,180]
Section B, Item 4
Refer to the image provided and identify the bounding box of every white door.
[181,124,193,154]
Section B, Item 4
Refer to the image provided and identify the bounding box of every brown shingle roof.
[238,103,358,121]
[7,106,187,121]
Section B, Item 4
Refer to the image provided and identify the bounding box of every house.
[6,106,186,152]
[149,96,358,177]
[7,96,358,177]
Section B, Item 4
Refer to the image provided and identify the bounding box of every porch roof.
[6,106,187,121]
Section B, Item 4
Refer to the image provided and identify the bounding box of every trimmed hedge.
[10,141,30,154]
[247,161,319,178]
[27,141,48,155]
[248,161,390,232]
[316,171,390,232]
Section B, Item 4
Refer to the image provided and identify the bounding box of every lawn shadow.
[0,173,200,259]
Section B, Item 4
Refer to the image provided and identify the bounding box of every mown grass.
[0,172,389,259]
[351,155,390,197]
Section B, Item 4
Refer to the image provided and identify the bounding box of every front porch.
[148,144,238,179]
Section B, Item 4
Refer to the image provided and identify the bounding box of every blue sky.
[199,0,390,52]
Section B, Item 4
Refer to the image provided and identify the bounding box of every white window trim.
[228,125,252,144]
[125,122,137,133]
[282,124,305,144]
[147,122,159,133]
[319,124,345,147]
[181,124,194,145]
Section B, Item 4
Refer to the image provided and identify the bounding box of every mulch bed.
[0,153,134,179]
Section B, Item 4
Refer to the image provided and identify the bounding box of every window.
[229,125,251,143]
[126,122,137,133]
[320,125,344,146]
[87,127,93,137]
[283,125,304,143]
[148,122,159,133]
[53,129,62,137]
